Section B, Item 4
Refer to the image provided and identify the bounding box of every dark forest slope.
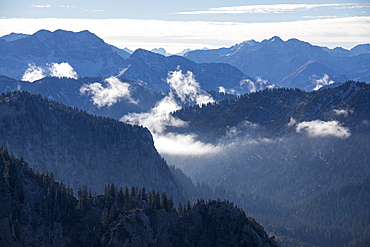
[0,147,279,247]
[0,91,183,201]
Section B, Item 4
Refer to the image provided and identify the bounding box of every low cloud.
[333,109,349,117]
[22,63,45,82]
[49,62,78,79]
[240,77,272,93]
[80,76,136,107]
[22,62,79,82]
[122,94,186,133]
[121,69,218,156]
[167,70,214,106]
[154,132,221,156]
[288,117,297,127]
[312,74,335,90]
[218,86,236,95]
[296,120,350,138]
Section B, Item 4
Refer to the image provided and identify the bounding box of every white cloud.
[49,62,78,79]
[84,9,105,12]
[80,76,135,107]
[239,77,271,93]
[167,70,214,106]
[303,15,339,19]
[288,117,297,127]
[175,3,356,15]
[218,86,226,94]
[121,69,213,132]
[296,120,350,138]
[58,5,76,9]
[240,79,257,92]
[333,109,354,117]
[334,3,370,10]
[22,63,45,82]
[122,94,186,133]
[0,17,369,53]
[312,74,335,91]
[121,70,218,156]
[333,109,349,117]
[21,62,78,82]
[153,132,221,156]
[30,5,51,8]
[218,86,236,95]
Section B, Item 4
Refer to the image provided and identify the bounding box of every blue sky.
[1,1,369,52]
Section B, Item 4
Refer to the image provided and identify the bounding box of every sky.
[0,0,369,53]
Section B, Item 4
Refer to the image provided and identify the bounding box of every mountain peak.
[0,32,30,42]
[33,29,54,42]
[268,36,284,43]
[130,48,165,59]
[32,29,102,43]
[151,47,169,56]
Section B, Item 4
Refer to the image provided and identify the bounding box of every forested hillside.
[173,81,370,141]
[0,91,184,201]
[164,81,370,246]
[0,147,279,246]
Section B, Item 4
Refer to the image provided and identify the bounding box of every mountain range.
[0,30,129,79]
[0,30,263,94]
[184,36,370,90]
[0,29,369,246]
[4,30,369,93]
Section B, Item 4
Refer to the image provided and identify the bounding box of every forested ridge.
[166,81,370,247]
[0,147,278,246]
[172,81,370,141]
[170,164,370,247]
[0,87,368,246]
[0,91,184,201]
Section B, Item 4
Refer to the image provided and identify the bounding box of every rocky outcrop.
[95,201,279,247]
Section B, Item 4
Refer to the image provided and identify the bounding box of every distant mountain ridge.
[2,31,368,91]
[0,29,270,94]
[0,29,130,79]
[184,36,370,90]
[0,32,30,42]
[0,75,164,119]
[0,75,237,120]
[123,48,257,92]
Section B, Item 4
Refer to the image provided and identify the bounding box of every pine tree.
[161,192,168,211]
[178,203,184,217]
